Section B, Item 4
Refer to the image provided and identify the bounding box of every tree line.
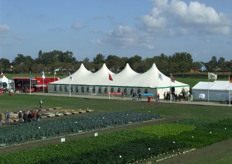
[0,50,231,75]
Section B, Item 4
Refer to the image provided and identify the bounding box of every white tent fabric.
[54,63,92,84]
[0,75,8,84]
[51,63,189,89]
[192,81,232,101]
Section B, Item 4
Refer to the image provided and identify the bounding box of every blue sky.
[0,0,232,62]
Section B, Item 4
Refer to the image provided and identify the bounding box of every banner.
[109,73,113,81]
[42,71,45,79]
[106,92,121,95]
[208,72,217,80]
[69,72,73,82]
[170,75,175,82]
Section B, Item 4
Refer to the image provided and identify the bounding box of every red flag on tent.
[109,73,113,81]
[170,74,175,82]
[1,73,4,78]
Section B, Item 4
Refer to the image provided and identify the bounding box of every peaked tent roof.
[193,81,232,91]
[53,63,92,84]
[0,74,9,83]
[85,63,115,85]
[51,63,189,89]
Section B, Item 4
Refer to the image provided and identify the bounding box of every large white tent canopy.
[51,63,189,89]
[192,81,232,101]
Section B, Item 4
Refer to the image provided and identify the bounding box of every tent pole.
[229,74,231,107]
[43,78,44,93]
[30,71,31,95]
[208,72,209,102]
[170,75,171,103]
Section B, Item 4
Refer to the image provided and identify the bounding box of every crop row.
[0,111,160,145]
[1,119,232,163]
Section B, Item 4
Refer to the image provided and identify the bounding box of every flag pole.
[208,72,209,102]
[170,74,171,102]
[109,85,110,99]
[70,82,71,97]
[30,71,31,95]
[69,72,72,98]
[42,71,45,93]
[229,73,231,107]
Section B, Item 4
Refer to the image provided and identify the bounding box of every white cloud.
[0,24,10,32]
[0,24,10,47]
[71,22,84,30]
[14,35,25,41]
[91,39,103,45]
[170,1,226,25]
[140,0,231,35]
[140,7,166,33]
[107,25,138,47]
[142,43,154,49]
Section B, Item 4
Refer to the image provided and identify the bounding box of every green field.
[0,94,231,121]
[1,94,232,163]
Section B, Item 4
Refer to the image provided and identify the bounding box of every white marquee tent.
[0,74,12,90]
[192,81,232,101]
[48,63,189,98]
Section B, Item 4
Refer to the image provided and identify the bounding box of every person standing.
[18,111,22,122]
[28,111,32,123]
[36,110,41,121]
[0,113,2,126]
[5,110,10,125]
[157,93,160,102]
[39,99,43,109]
[23,111,28,123]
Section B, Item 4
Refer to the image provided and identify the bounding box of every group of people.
[163,90,191,101]
[19,110,41,123]
[0,99,43,125]
[132,92,142,100]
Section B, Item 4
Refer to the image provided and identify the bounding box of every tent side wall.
[192,89,230,101]
[192,89,209,101]
[48,83,189,100]
[48,84,157,97]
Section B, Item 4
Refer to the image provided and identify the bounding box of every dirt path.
[30,92,230,107]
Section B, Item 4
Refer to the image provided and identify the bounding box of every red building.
[13,77,59,92]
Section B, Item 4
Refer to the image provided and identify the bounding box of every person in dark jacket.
[0,113,2,126]
[23,111,28,123]
[28,111,32,123]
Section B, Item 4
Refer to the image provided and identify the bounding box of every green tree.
[93,54,105,71]
[93,54,105,64]
[12,54,34,73]
[192,62,202,71]
[0,58,10,72]
[127,55,142,72]
[106,55,123,72]
[218,57,225,71]
[170,52,193,73]
[206,56,217,71]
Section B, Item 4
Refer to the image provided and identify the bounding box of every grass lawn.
[0,94,231,121]
[1,94,232,163]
